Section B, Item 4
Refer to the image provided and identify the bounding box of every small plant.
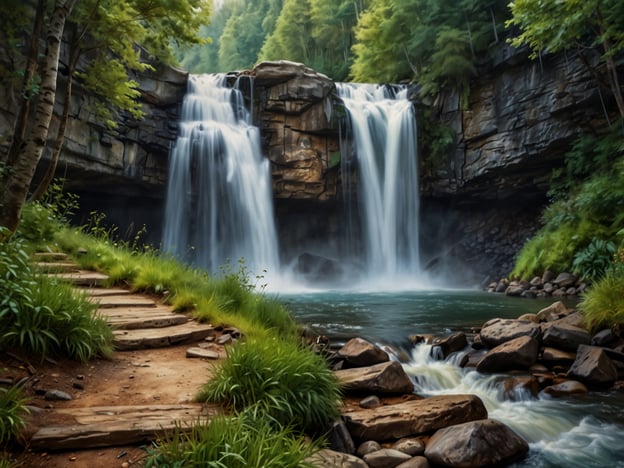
[198,337,342,435]
[580,268,624,331]
[145,410,318,468]
[572,238,617,282]
[0,385,30,444]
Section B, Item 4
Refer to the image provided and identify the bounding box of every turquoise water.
[280,290,624,467]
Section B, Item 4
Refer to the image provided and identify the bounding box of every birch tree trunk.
[0,0,77,236]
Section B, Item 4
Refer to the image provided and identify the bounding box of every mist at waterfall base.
[162,76,624,466]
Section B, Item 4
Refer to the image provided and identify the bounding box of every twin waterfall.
[163,75,422,287]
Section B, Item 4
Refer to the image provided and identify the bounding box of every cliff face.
[0,47,615,281]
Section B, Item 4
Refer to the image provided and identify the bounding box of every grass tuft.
[580,267,624,332]
[0,385,29,444]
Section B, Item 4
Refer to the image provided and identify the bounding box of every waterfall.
[162,74,279,275]
[337,83,421,284]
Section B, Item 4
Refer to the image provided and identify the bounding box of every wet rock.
[503,376,539,400]
[363,448,411,468]
[495,280,508,293]
[328,419,355,454]
[44,389,72,401]
[396,456,430,468]
[337,337,390,367]
[357,440,381,457]
[476,336,539,373]
[543,323,591,352]
[536,301,568,322]
[592,329,619,347]
[540,347,576,367]
[343,394,487,441]
[431,332,468,360]
[542,270,555,283]
[424,419,529,467]
[553,272,577,288]
[542,380,588,397]
[479,318,541,348]
[335,361,414,395]
[392,438,425,456]
[306,448,368,468]
[359,395,382,409]
[567,345,618,387]
[529,276,542,287]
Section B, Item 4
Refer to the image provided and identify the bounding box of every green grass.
[145,410,318,468]
[580,266,624,331]
[198,337,342,435]
[0,385,29,444]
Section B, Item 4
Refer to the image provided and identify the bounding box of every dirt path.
[2,258,228,467]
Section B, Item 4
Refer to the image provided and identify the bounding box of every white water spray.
[163,74,279,275]
[337,84,422,286]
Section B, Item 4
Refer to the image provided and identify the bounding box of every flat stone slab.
[33,252,69,261]
[343,394,487,441]
[186,347,220,359]
[102,309,189,330]
[85,288,132,297]
[49,271,109,287]
[35,261,80,273]
[113,321,216,350]
[29,404,220,450]
[91,294,157,308]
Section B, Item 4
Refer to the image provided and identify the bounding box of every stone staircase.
[29,252,220,451]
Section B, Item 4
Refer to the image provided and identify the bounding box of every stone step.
[113,321,216,351]
[29,404,221,451]
[91,294,157,309]
[48,271,109,287]
[33,252,69,261]
[85,288,132,297]
[34,261,80,273]
[100,307,189,330]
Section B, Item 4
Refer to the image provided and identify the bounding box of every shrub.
[572,238,617,282]
[0,385,29,444]
[580,267,624,331]
[198,337,341,435]
[145,411,318,468]
[0,232,113,361]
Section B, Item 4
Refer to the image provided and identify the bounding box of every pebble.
[44,389,72,401]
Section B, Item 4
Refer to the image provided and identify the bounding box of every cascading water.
[403,344,624,467]
[337,83,422,286]
[162,74,279,275]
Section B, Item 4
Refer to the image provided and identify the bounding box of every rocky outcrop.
[335,361,414,395]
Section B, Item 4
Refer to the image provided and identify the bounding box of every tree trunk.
[0,0,77,235]
[4,0,48,169]
[30,47,80,202]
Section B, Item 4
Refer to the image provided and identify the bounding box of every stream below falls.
[282,290,624,467]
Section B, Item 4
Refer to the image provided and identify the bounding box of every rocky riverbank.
[318,300,623,467]
[487,270,588,298]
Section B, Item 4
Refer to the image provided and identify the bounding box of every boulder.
[479,319,541,348]
[592,328,619,347]
[542,380,588,397]
[542,270,556,283]
[343,394,487,441]
[337,337,390,367]
[363,448,412,468]
[476,336,539,373]
[335,361,414,395]
[431,332,468,360]
[306,448,369,468]
[424,419,529,467]
[542,323,591,352]
[396,457,430,468]
[553,272,577,287]
[328,419,356,455]
[540,347,576,367]
[552,311,586,329]
[567,345,618,387]
[503,376,539,400]
[517,313,539,323]
[357,440,381,457]
[392,438,425,456]
[536,301,568,322]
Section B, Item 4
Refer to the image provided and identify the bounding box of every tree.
[259,0,313,65]
[0,0,211,236]
[507,0,624,121]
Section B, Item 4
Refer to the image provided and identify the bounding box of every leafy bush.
[572,238,617,282]
[198,337,342,435]
[146,410,318,468]
[0,232,113,361]
[0,385,29,444]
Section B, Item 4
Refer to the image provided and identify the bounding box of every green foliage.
[572,238,617,282]
[0,385,29,445]
[0,231,113,361]
[198,337,342,435]
[580,266,624,331]
[145,410,318,468]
